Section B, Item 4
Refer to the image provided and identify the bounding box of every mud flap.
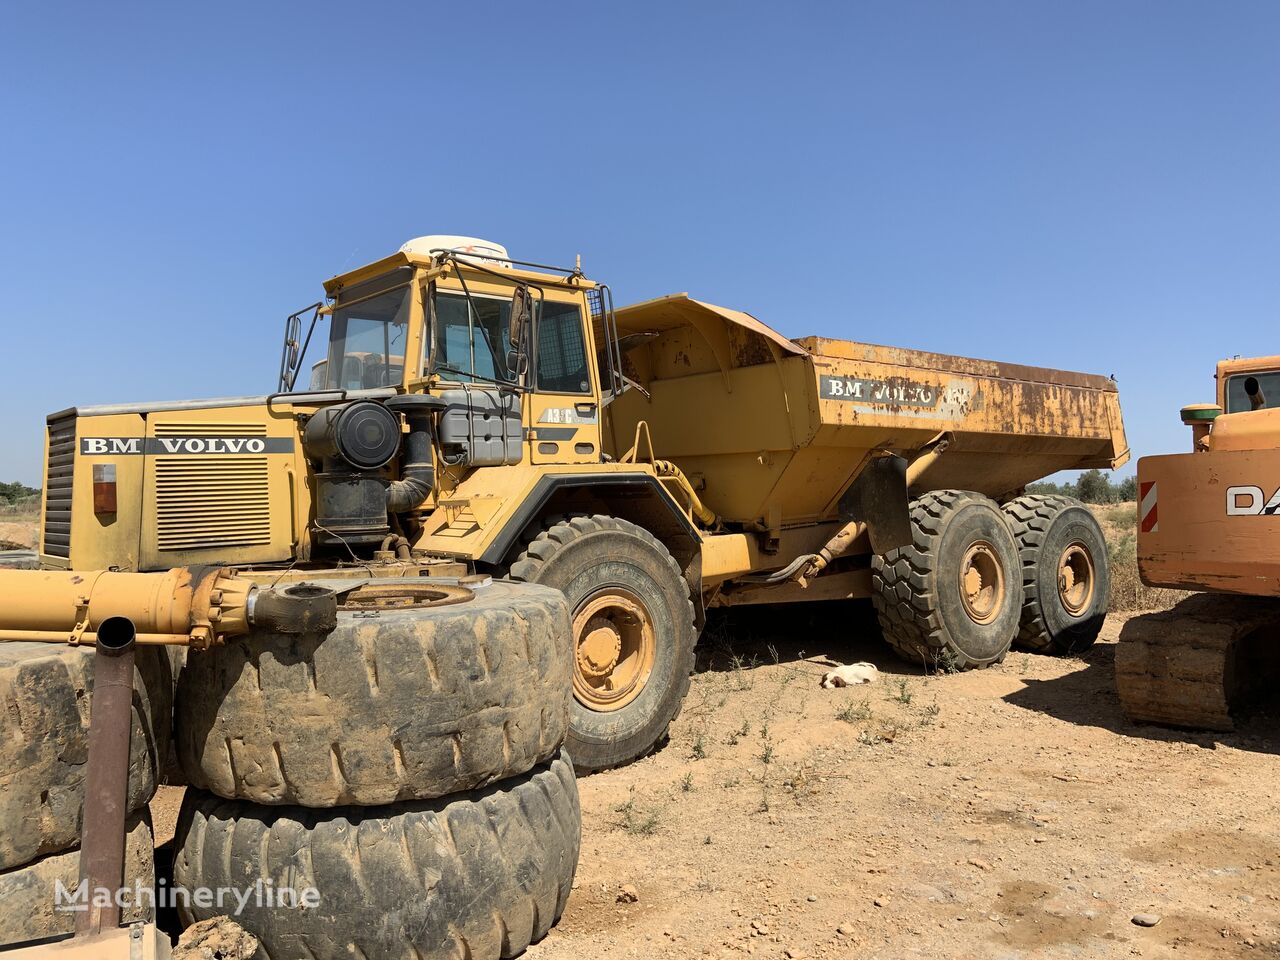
[839,455,911,554]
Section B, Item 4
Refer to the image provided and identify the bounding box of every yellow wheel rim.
[571,588,657,712]
[958,541,1005,625]
[1057,541,1095,616]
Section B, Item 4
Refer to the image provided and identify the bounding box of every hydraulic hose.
[653,459,717,527]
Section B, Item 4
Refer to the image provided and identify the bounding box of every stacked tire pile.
[0,642,171,945]
[172,579,581,960]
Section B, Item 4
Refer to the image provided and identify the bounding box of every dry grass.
[1091,501,1188,612]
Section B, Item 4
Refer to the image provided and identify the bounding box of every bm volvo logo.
[1226,485,1280,516]
[80,437,294,455]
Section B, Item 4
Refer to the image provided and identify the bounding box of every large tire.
[174,750,580,960]
[505,515,696,773]
[0,643,171,872]
[0,811,154,947]
[176,580,571,807]
[1003,495,1110,654]
[872,490,1021,669]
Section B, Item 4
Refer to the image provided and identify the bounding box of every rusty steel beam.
[74,617,136,937]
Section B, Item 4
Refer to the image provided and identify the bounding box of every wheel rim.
[958,541,1005,625]
[1057,541,1095,616]
[571,588,657,712]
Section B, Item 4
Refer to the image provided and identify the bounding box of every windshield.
[322,271,412,390]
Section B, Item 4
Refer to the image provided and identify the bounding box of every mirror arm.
[278,301,323,392]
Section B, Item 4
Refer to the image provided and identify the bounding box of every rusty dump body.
[607,293,1128,534]
[1117,354,1280,732]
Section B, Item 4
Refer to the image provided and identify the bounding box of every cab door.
[526,295,602,464]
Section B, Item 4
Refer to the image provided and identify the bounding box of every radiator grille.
[154,422,272,551]
[43,413,76,558]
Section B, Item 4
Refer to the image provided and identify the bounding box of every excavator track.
[1116,592,1280,731]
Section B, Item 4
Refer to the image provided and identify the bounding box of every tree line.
[1027,469,1137,504]
[0,482,40,506]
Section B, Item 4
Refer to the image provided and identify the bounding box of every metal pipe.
[787,434,956,586]
[75,616,136,937]
[1246,376,1266,411]
[0,567,254,647]
[386,411,436,513]
[0,629,189,645]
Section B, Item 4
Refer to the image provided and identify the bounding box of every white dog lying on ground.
[820,662,880,688]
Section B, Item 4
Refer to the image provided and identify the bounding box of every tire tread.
[174,752,581,960]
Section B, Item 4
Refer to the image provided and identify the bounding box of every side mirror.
[509,284,532,350]
[284,316,301,373]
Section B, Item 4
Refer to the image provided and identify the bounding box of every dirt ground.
[522,603,1280,960]
[0,517,37,550]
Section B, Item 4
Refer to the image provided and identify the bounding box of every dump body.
[607,294,1128,529]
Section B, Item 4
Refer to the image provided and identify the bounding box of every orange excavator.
[1116,355,1280,730]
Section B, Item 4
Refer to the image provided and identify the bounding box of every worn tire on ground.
[176,580,571,807]
[0,642,171,872]
[1003,495,1110,654]
[174,750,581,960]
[505,514,696,773]
[872,490,1021,669]
[0,810,154,946]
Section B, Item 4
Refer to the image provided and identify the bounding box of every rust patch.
[729,327,774,368]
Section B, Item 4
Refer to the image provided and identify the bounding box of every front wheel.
[505,515,696,772]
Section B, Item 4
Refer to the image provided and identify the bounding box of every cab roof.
[323,249,596,299]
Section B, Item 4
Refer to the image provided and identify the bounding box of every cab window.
[537,301,590,394]
[1225,372,1280,413]
[431,292,512,384]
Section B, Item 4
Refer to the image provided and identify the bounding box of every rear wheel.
[505,515,696,772]
[1003,495,1109,654]
[872,490,1021,669]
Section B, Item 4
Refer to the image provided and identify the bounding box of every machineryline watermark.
[55,877,320,916]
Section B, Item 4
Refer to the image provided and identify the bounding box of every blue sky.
[2,1,1277,486]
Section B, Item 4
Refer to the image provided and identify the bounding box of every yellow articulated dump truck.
[25,236,1126,776]
[0,236,1127,958]
[1116,355,1280,730]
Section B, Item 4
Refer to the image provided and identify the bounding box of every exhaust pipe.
[1246,376,1266,411]
[75,616,136,937]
